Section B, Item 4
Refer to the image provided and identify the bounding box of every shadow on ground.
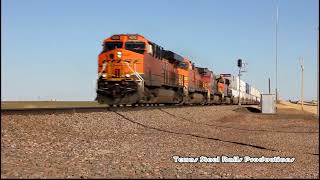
[233,106,261,113]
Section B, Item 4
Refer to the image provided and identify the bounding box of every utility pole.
[317,26,319,118]
[300,57,304,111]
[268,78,271,94]
[275,3,279,103]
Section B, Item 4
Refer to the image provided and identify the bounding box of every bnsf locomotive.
[96,34,260,105]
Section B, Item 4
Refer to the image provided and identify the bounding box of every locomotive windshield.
[102,42,123,52]
[125,42,145,54]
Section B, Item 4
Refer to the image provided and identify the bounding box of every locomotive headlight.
[102,74,106,78]
[117,51,122,58]
[125,74,130,78]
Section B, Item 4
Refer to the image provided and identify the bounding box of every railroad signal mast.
[237,59,247,106]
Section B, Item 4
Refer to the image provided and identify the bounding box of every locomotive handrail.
[98,61,108,78]
[97,62,108,90]
[123,61,144,91]
[123,62,144,81]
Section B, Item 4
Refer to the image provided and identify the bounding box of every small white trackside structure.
[260,94,276,114]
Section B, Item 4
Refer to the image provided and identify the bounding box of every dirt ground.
[1,105,319,178]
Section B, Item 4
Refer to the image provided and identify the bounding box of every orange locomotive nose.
[218,83,225,93]
[98,34,147,80]
[99,49,122,63]
[99,48,144,79]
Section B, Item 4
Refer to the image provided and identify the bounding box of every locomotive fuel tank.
[188,93,204,104]
[150,88,180,104]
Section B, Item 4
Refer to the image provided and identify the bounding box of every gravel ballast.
[1,105,319,178]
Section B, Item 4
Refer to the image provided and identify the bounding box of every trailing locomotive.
[96,34,260,105]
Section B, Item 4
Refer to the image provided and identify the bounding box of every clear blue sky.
[2,0,319,101]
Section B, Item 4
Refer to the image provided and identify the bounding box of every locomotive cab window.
[225,79,230,85]
[217,77,224,83]
[125,42,145,54]
[102,42,123,52]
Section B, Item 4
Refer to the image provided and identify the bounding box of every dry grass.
[1,101,106,109]
[278,101,318,115]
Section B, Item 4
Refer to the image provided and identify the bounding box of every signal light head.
[237,59,242,67]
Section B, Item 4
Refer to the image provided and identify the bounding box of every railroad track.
[1,104,258,115]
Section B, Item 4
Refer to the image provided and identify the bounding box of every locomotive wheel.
[96,95,112,105]
[225,97,231,105]
[232,98,238,105]
[213,95,221,104]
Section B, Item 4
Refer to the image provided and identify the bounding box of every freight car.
[224,75,261,105]
[96,34,260,105]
